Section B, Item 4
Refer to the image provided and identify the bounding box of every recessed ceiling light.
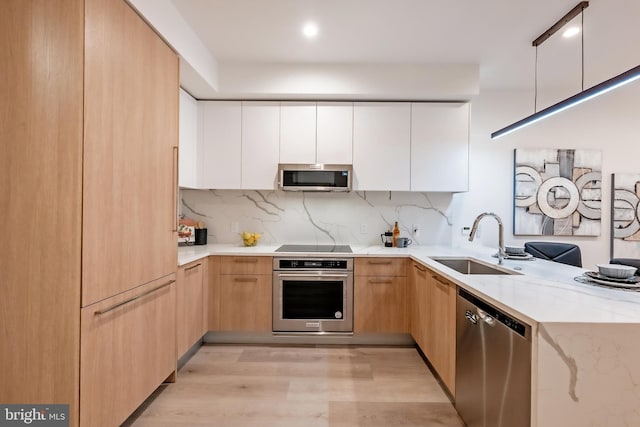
[302,22,318,38]
[563,26,580,38]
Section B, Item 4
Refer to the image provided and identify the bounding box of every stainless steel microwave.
[278,164,352,192]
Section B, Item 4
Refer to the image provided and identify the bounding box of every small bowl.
[597,263,637,279]
[505,245,526,255]
[241,232,261,247]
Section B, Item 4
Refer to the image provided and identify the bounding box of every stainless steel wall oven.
[272,257,353,333]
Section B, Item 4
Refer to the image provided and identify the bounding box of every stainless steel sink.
[431,257,520,275]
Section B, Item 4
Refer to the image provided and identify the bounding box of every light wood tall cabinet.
[0,1,179,425]
[82,0,178,306]
[354,258,408,333]
[1,0,84,418]
[80,276,176,426]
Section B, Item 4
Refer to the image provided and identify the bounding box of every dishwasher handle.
[458,288,531,340]
[477,308,496,327]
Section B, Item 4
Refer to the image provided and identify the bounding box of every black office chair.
[609,258,640,276]
[524,242,582,267]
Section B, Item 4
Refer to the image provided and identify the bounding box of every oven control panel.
[274,258,353,271]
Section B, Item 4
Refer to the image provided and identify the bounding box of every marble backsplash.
[180,189,456,246]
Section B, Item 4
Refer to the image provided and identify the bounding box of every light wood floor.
[124,345,465,427]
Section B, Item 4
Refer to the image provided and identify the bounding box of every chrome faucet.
[469,212,506,265]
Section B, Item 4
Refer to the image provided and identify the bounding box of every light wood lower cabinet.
[80,275,176,427]
[409,262,429,349]
[208,256,221,330]
[354,258,408,333]
[426,271,456,395]
[219,256,272,332]
[409,261,456,395]
[177,259,207,357]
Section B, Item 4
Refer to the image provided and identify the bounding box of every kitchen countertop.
[178,243,640,326]
[180,243,640,425]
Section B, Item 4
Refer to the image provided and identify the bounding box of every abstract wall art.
[514,149,602,236]
[611,173,640,258]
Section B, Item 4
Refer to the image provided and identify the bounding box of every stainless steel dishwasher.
[455,288,532,427]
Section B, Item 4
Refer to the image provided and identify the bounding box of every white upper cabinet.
[200,101,242,189]
[181,100,468,192]
[353,102,411,191]
[241,101,280,189]
[280,101,354,165]
[179,89,200,188]
[279,102,316,164]
[316,102,353,164]
[410,102,469,192]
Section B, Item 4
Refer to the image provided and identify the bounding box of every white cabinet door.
[353,102,411,191]
[178,89,199,188]
[411,102,469,192]
[242,101,280,189]
[316,102,353,164]
[200,101,241,189]
[280,102,316,164]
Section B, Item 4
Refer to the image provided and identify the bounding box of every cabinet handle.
[172,146,179,232]
[277,273,350,279]
[233,258,258,263]
[413,264,427,272]
[184,263,201,272]
[367,260,392,265]
[432,275,449,286]
[233,277,259,283]
[94,280,175,315]
[368,279,393,284]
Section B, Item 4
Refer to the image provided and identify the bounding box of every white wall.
[216,63,479,100]
[127,0,219,96]
[453,84,640,269]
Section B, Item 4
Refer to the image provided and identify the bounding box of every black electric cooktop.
[275,244,352,254]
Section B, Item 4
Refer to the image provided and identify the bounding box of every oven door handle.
[275,273,351,278]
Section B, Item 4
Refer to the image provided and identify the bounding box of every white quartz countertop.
[178,243,640,326]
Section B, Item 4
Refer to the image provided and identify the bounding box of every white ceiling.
[171,0,640,93]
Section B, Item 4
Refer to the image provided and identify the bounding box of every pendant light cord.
[534,45,539,113]
[581,9,585,91]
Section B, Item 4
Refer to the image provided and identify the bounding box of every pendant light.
[491,2,640,139]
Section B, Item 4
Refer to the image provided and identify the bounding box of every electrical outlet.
[231,221,239,233]
[462,226,480,237]
[360,223,368,234]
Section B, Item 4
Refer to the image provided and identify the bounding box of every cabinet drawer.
[219,274,272,331]
[355,257,406,276]
[80,274,176,427]
[220,256,272,275]
[354,275,407,333]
